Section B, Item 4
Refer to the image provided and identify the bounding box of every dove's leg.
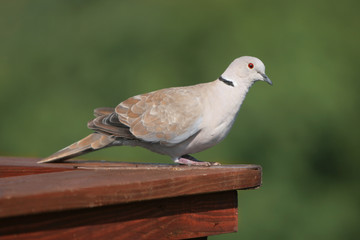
[175,154,220,166]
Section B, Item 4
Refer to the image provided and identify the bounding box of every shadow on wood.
[0,191,237,240]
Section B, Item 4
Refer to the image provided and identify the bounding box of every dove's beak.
[261,73,272,85]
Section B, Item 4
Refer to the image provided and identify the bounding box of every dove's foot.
[175,154,221,166]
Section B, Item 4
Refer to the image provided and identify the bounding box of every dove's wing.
[88,111,135,139]
[115,87,203,145]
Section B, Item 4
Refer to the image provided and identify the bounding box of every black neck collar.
[218,76,234,87]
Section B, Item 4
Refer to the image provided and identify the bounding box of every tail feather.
[38,133,115,163]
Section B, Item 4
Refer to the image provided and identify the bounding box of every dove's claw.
[175,154,220,166]
[175,157,211,166]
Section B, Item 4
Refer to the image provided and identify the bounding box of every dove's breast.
[135,80,250,159]
[181,80,248,154]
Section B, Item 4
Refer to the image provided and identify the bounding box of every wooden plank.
[0,156,76,178]
[0,162,260,218]
[0,156,74,168]
[0,166,75,178]
[0,191,237,240]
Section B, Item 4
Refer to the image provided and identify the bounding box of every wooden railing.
[0,156,261,239]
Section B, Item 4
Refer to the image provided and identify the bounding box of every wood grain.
[0,157,261,218]
[0,156,76,178]
[0,191,237,240]
[0,156,262,239]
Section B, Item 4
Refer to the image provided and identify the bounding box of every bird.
[38,56,272,166]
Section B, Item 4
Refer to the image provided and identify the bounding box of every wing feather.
[115,87,203,145]
[88,113,135,139]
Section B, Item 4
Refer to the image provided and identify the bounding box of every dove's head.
[220,56,272,87]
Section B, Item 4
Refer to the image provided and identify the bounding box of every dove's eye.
[248,63,254,69]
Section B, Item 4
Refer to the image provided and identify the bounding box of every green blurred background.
[1,0,359,239]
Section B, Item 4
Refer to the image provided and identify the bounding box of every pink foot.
[175,154,221,166]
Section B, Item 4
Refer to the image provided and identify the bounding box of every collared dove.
[38,56,272,165]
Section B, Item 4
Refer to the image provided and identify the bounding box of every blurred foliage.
[0,0,359,239]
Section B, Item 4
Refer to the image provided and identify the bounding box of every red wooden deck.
[0,156,262,239]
